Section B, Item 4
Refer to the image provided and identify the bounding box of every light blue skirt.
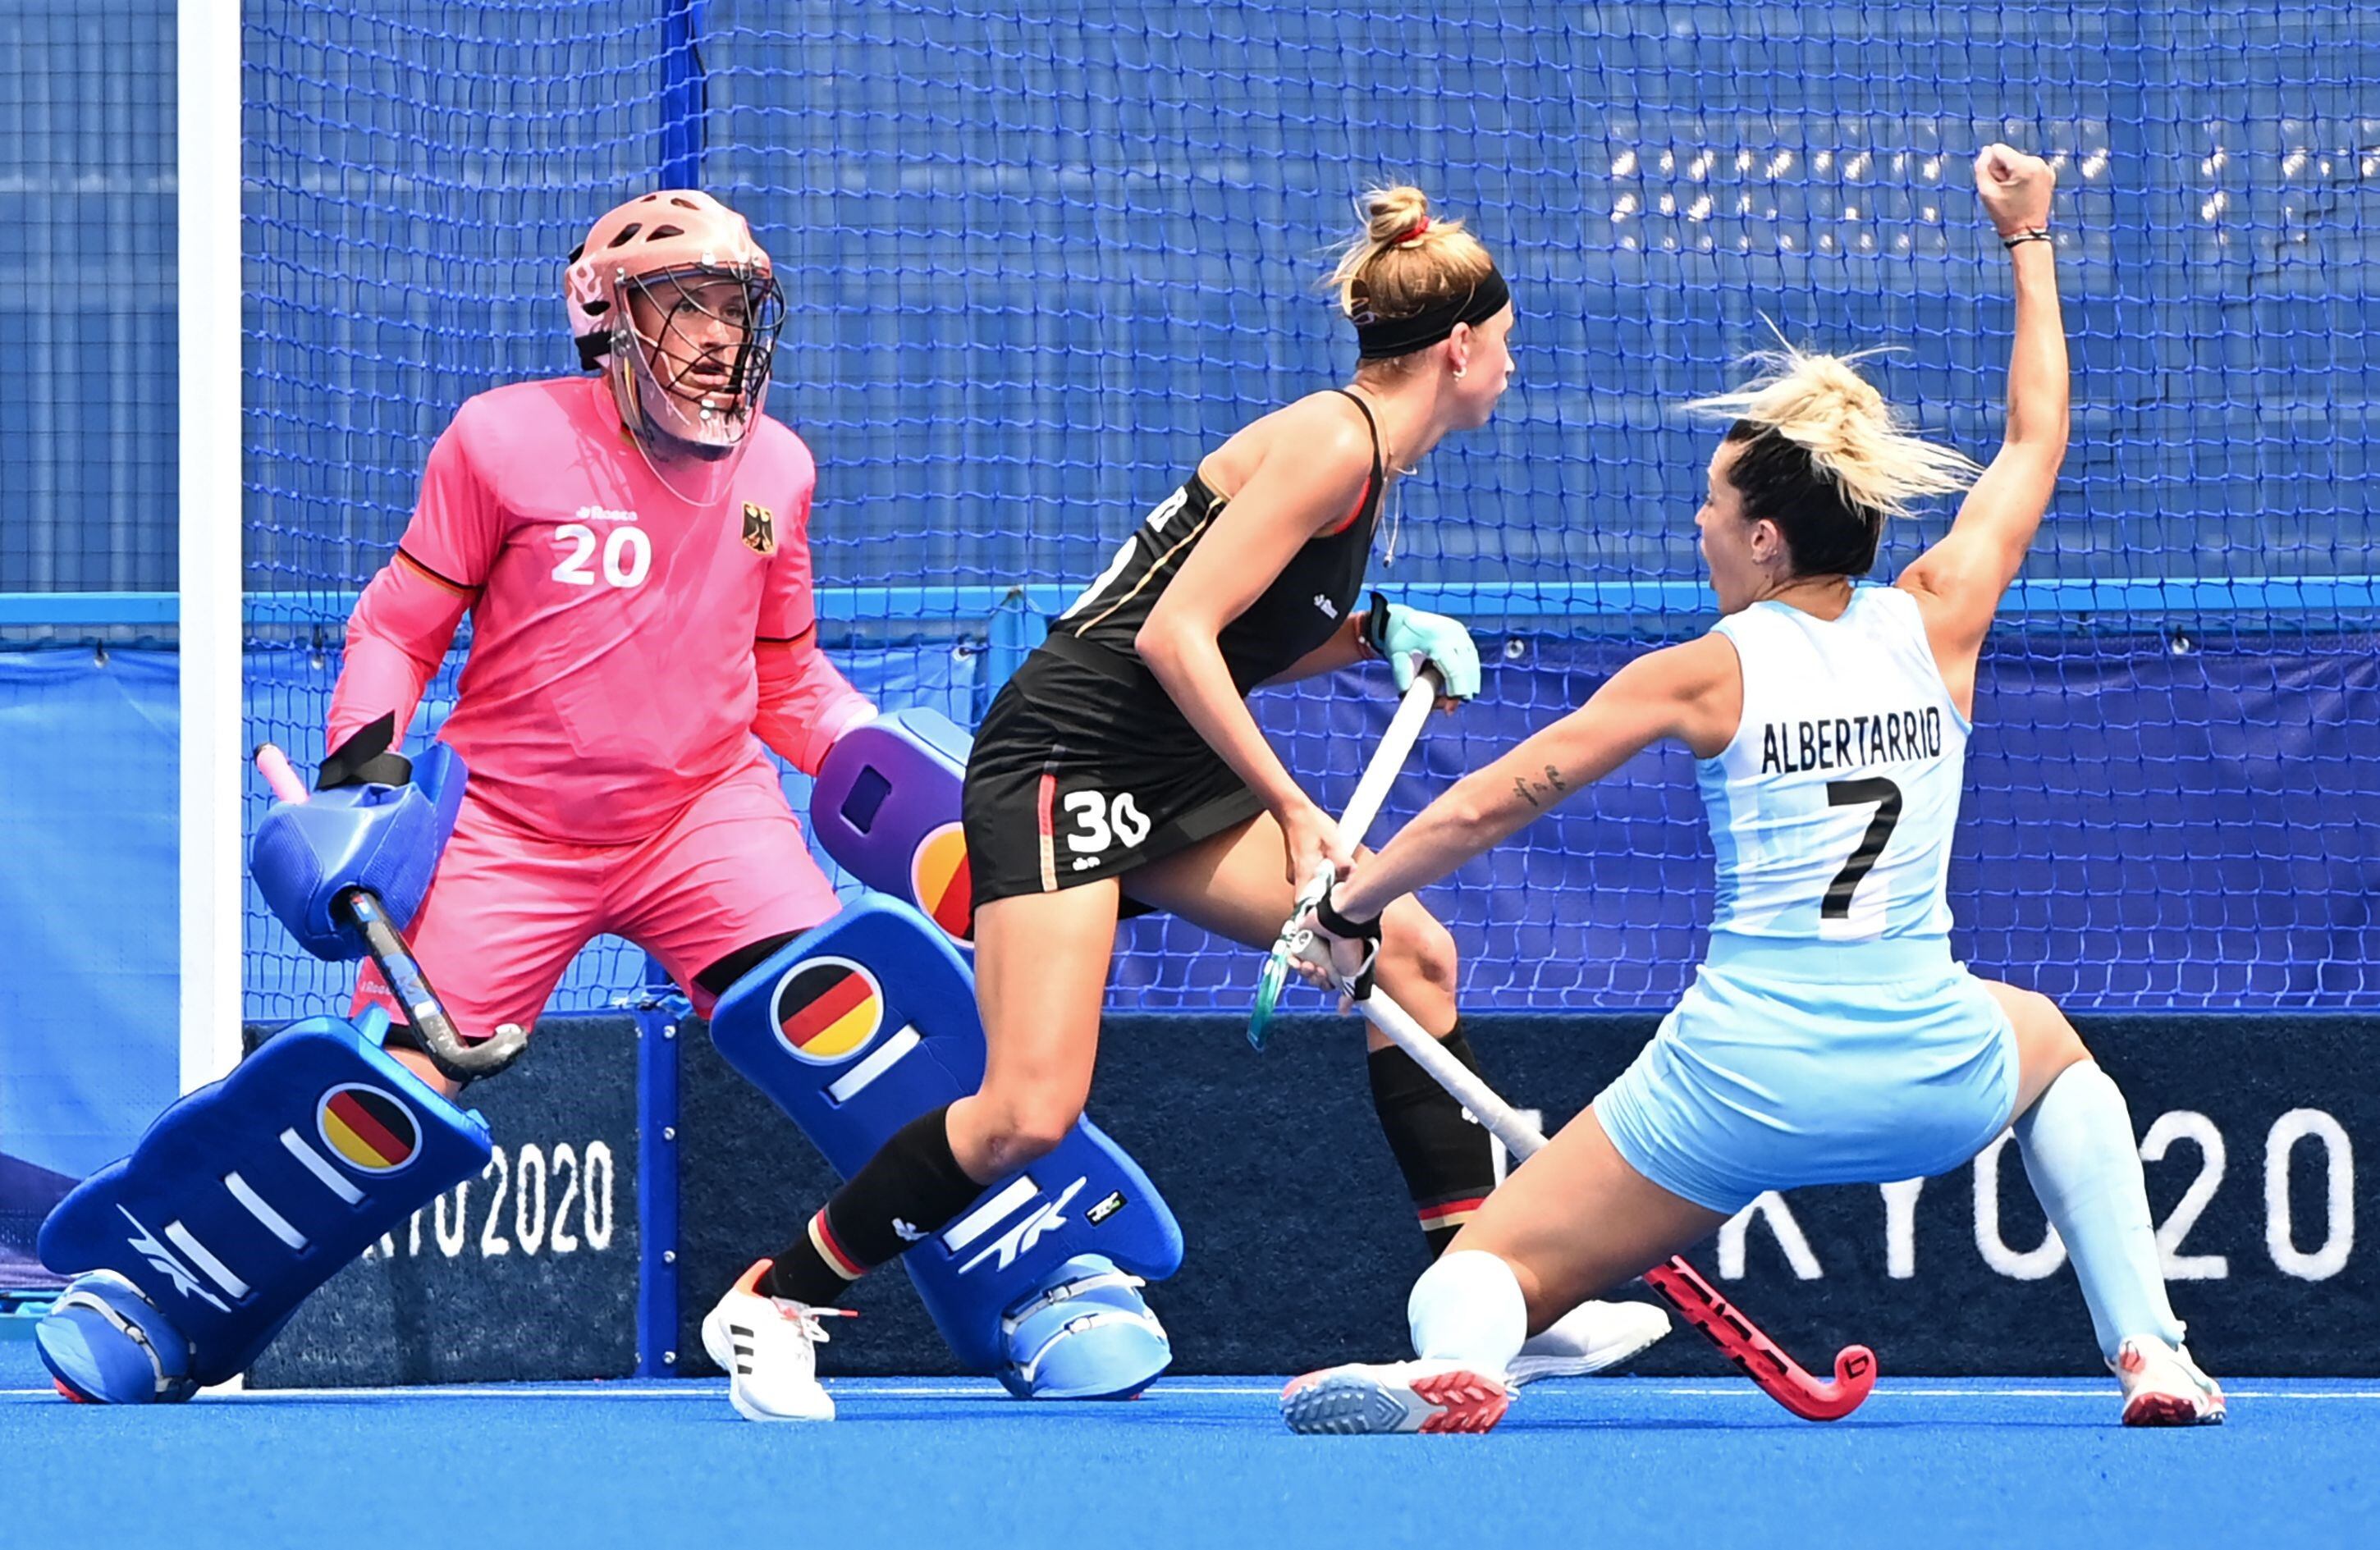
[1594,934,2020,1215]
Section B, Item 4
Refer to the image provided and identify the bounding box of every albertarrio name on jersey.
[1759,707,1945,775]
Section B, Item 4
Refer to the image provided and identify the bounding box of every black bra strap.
[1333,386,1386,497]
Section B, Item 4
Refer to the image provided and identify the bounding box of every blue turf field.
[2,1374,2371,1549]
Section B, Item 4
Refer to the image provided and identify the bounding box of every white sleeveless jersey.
[1699,585,1968,942]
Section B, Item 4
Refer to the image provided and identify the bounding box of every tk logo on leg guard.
[117,1207,231,1313]
[960,1177,1087,1275]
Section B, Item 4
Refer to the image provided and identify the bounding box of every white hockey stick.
[1247,666,1441,1049]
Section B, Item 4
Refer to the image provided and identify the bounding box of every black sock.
[1368,1024,1501,1258]
[761,1105,984,1305]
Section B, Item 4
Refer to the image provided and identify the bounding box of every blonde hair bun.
[1688,339,1980,519]
[1363,186,1431,247]
[1325,183,1496,328]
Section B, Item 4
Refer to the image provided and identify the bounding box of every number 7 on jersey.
[1823,777,1903,921]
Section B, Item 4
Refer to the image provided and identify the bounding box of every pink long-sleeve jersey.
[327,376,874,844]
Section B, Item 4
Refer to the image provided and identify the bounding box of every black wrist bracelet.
[2001,229,2052,249]
[1314,890,1382,940]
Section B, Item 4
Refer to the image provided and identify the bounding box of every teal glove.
[1361,592,1481,700]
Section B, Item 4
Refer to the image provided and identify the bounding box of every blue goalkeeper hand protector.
[250,715,467,961]
[1362,592,1481,700]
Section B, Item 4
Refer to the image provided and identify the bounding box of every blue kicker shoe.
[35,1269,199,1404]
[998,1255,1173,1400]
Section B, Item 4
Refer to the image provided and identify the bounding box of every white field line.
[6,1380,2378,1401]
[835,1383,2380,1402]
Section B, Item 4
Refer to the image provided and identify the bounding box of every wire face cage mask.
[564,191,785,470]
[608,263,786,463]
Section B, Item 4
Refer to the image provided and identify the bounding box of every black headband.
[1352,267,1510,360]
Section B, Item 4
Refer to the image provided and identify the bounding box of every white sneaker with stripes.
[702,1259,846,1423]
[1506,1298,1672,1386]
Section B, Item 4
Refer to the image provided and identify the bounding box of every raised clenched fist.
[1975,144,2056,237]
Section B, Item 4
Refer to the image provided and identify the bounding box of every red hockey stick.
[1640,1257,1874,1421]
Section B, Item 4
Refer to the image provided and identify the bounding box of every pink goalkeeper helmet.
[565,190,785,463]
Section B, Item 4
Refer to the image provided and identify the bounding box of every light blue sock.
[2014,1061,2185,1362]
[1407,1250,1527,1372]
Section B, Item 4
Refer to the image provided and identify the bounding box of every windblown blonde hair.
[1325,185,1496,332]
[1687,340,1980,519]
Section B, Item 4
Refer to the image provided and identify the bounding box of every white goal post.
[179,0,243,1096]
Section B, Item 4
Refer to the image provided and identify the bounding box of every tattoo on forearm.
[1513,763,1571,810]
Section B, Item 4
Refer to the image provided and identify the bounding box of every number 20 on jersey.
[551,522,652,589]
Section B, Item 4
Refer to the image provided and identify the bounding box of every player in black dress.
[737,188,1668,1397]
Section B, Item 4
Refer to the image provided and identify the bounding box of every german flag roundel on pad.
[317,1084,421,1173]
[772,958,885,1065]
[909,821,975,944]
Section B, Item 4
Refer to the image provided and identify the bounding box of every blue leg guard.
[710,898,1183,1397]
[37,1009,492,1394]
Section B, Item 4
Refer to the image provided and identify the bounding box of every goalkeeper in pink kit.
[34,190,890,1404]
[330,190,874,1082]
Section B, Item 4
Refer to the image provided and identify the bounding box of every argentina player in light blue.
[1282,147,2222,1433]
